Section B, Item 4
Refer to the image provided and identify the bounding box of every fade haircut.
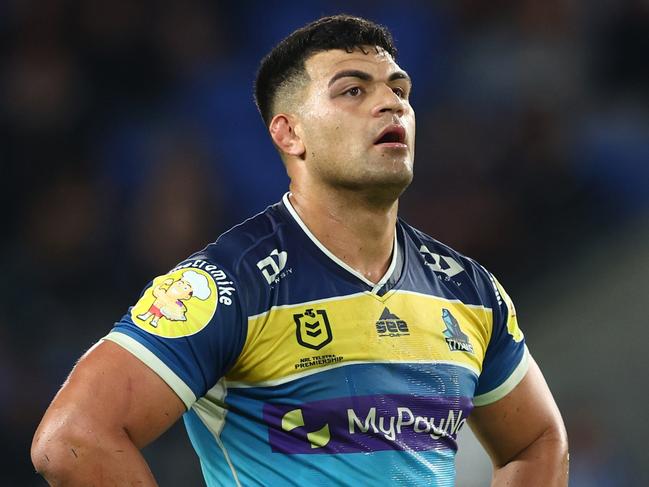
[254,14,397,126]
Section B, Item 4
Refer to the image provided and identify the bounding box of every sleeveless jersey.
[104,193,528,486]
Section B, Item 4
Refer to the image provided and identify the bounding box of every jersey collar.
[282,192,400,295]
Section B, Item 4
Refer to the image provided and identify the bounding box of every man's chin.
[374,173,413,198]
[369,161,414,190]
[334,169,413,202]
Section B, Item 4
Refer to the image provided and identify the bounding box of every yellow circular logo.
[131,268,218,338]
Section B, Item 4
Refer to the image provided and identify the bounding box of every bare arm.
[31,340,186,486]
[152,278,173,298]
[469,356,569,487]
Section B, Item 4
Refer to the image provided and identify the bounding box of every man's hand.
[469,355,569,486]
[31,340,186,486]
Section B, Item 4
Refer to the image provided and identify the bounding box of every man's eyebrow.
[328,69,372,87]
[327,69,412,87]
[389,71,411,84]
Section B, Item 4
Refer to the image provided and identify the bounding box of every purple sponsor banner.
[263,394,473,455]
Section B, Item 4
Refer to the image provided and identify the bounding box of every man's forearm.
[491,427,569,487]
[32,427,158,486]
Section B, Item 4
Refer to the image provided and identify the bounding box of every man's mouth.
[374,125,407,147]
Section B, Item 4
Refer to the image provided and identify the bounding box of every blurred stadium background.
[1,0,648,485]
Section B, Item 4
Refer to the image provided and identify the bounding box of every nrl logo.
[293,308,333,350]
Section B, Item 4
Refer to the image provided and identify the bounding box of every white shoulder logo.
[257,249,288,284]
[419,245,464,278]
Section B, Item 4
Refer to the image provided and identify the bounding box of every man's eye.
[344,87,362,97]
[393,87,406,98]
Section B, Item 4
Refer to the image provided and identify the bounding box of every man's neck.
[288,184,398,285]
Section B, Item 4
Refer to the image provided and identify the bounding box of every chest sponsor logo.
[419,245,464,277]
[263,394,471,455]
[375,307,410,337]
[131,266,218,338]
[293,308,333,350]
[442,308,474,354]
[257,249,288,284]
[279,408,330,449]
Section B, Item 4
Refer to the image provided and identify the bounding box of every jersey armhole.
[102,331,197,410]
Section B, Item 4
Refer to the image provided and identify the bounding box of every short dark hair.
[254,14,397,125]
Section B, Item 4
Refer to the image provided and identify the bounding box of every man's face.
[296,46,415,195]
[168,280,193,300]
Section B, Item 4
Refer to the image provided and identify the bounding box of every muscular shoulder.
[179,201,293,312]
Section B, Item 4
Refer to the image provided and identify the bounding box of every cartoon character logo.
[131,268,217,338]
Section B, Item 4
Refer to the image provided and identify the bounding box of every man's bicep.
[39,340,185,449]
[469,355,565,467]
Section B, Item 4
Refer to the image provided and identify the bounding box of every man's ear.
[269,114,305,158]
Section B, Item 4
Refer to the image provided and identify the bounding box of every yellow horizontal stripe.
[246,289,491,321]
[227,292,492,384]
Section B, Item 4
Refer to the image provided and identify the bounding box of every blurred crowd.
[2,1,648,485]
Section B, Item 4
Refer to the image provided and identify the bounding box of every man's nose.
[371,85,406,117]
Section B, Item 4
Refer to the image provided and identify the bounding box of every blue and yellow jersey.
[104,193,528,486]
